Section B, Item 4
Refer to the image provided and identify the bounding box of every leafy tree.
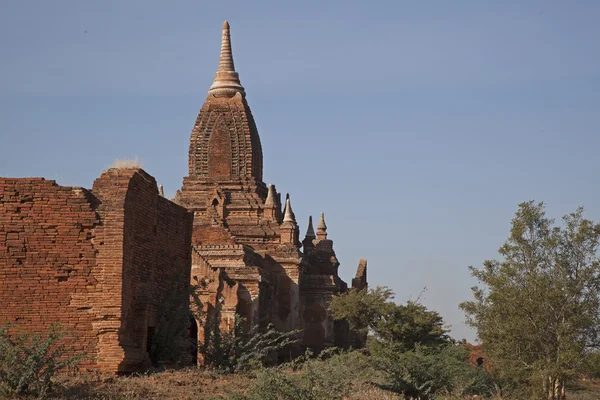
[330,287,491,399]
[329,286,394,336]
[374,300,450,352]
[330,286,449,352]
[461,201,600,399]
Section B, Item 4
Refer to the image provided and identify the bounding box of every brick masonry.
[0,168,193,372]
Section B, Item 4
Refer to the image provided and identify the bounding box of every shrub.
[200,314,301,373]
[375,343,492,399]
[0,323,82,399]
[235,350,372,400]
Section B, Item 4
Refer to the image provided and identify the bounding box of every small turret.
[281,195,299,246]
[265,184,279,220]
[283,197,296,223]
[317,212,328,240]
[282,193,296,222]
[159,184,165,197]
[265,184,277,207]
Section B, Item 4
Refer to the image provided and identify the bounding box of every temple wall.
[92,168,193,371]
[0,178,101,366]
[0,168,193,373]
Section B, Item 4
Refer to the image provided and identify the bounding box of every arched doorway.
[189,315,198,365]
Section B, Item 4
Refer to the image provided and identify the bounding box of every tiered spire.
[208,21,246,97]
[317,212,328,240]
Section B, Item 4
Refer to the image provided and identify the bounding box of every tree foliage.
[331,286,491,399]
[461,201,600,399]
[330,286,449,352]
[329,286,394,336]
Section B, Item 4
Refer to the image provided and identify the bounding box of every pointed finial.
[318,212,327,230]
[209,21,245,97]
[159,184,164,197]
[305,216,316,239]
[317,212,327,240]
[283,197,296,223]
[282,193,289,216]
[218,21,234,72]
[265,184,277,206]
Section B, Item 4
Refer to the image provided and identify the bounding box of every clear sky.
[1,1,599,341]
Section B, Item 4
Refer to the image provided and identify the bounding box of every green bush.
[375,343,492,399]
[0,323,82,399]
[235,350,372,400]
[200,314,301,373]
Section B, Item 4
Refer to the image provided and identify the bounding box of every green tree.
[461,201,600,400]
[330,286,449,352]
[330,287,491,399]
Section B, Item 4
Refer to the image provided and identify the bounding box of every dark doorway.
[189,315,198,365]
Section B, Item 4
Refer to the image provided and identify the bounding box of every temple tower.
[176,22,365,359]
[188,21,263,182]
[177,21,271,232]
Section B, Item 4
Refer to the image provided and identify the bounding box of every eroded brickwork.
[0,169,193,372]
[91,168,193,372]
[0,178,100,363]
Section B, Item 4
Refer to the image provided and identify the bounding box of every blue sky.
[1,1,599,341]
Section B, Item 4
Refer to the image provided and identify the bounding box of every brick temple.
[0,21,367,372]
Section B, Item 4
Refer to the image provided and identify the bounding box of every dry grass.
[0,367,400,400]
[108,156,143,170]
[2,368,599,400]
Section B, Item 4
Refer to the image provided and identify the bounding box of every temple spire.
[209,21,245,97]
[317,212,327,240]
[305,216,316,239]
[283,197,296,223]
[218,21,235,72]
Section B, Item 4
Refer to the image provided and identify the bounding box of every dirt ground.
[0,367,402,400]
[2,369,600,400]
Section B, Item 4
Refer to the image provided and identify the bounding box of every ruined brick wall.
[0,178,101,364]
[91,168,193,371]
[0,169,193,373]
